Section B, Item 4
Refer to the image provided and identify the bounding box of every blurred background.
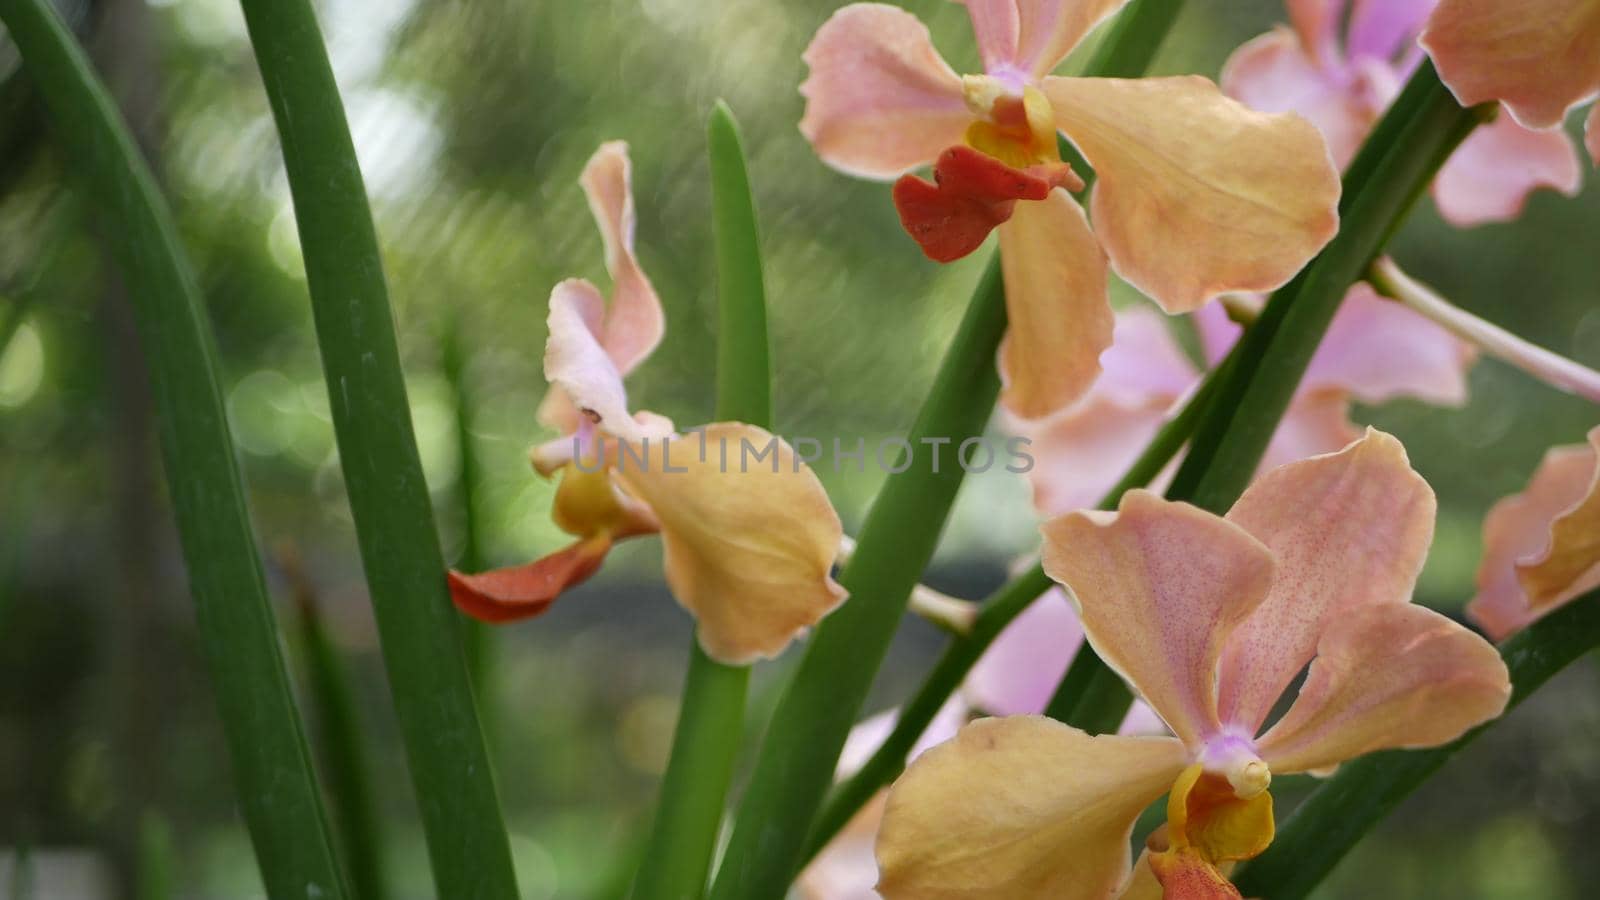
[0,0,1597,896]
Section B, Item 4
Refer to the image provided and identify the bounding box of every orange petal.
[1519,428,1600,613]
[1217,430,1435,735]
[1469,432,1600,639]
[1432,112,1583,227]
[996,188,1113,419]
[612,423,847,664]
[581,142,664,376]
[875,716,1188,900]
[1421,0,1600,131]
[893,146,1055,262]
[1041,491,1276,746]
[1043,75,1341,313]
[448,534,613,624]
[800,4,971,180]
[1256,603,1510,775]
[1147,849,1243,900]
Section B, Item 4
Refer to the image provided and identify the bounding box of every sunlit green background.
[1,0,1597,896]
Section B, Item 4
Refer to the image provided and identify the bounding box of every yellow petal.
[1041,75,1340,313]
[612,423,847,664]
[1420,0,1600,130]
[1041,491,1276,746]
[1520,427,1600,611]
[1217,430,1436,735]
[1163,763,1273,865]
[1257,603,1509,775]
[997,189,1113,420]
[876,716,1187,900]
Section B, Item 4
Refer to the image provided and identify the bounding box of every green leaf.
[629,101,768,900]
[1233,590,1600,899]
[0,0,348,893]
[232,0,518,894]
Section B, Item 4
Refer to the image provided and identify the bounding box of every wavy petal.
[800,4,971,179]
[1044,75,1341,313]
[1257,389,1362,475]
[1304,282,1476,404]
[1469,433,1600,639]
[1421,0,1600,130]
[876,716,1187,900]
[997,188,1113,419]
[581,142,664,375]
[1217,430,1436,735]
[448,535,613,624]
[1221,27,1375,169]
[1519,428,1600,611]
[1258,603,1510,774]
[1042,491,1276,746]
[613,424,847,664]
[545,279,642,441]
[1432,113,1583,226]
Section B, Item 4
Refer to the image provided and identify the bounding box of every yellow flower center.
[960,75,1061,170]
[1146,761,1276,897]
[551,463,642,538]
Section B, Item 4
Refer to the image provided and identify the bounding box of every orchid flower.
[800,0,1341,420]
[1014,298,1474,517]
[1421,0,1600,167]
[1223,0,1584,227]
[1469,427,1600,641]
[448,142,848,665]
[875,431,1510,898]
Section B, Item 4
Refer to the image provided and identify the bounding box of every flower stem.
[233,0,518,893]
[1233,588,1600,899]
[1369,257,1600,403]
[628,101,768,900]
[0,0,348,893]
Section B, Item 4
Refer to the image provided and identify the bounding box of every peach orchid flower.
[1223,0,1584,227]
[875,431,1510,898]
[1469,427,1600,641]
[800,0,1341,420]
[1421,0,1600,167]
[448,142,847,665]
[1014,298,1474,517]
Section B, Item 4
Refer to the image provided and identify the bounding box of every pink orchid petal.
[1044,75,1342,314]
[1432,112,1583,227]
[1287,0,1346,64]
[1256,390,1364,476]
[1221,27,1376,169]
[1588,104,1600,165]
[964,588,1085,716]
[800,4,971,180]
[1469,432,1600,640]
[1347,0,1435,62]
[799,792,889,900]
[956,0,1021,75]
[876,717,1188,898]
[1042,491,1276,746]
[1217,430,1436,735]
[1421,0,1600,130]
[1517,428,1600,610]
[1099,306,1207,401]
[581,142,664,377]
[838,699,969,778]
[996,188,1114,420]
[1257,603,1509,774]
[1016,397,1172,516]
[1302,282,1476,405]
[957,1,1133,81]
[544,279,643,442]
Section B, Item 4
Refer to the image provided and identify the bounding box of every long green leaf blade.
[0,0,348,893]
[630,100,768,900]
[231,0,518,894]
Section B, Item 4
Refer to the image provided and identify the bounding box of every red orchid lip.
[892,145,1075,263]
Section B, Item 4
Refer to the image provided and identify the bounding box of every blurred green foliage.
[0,0,1597,896]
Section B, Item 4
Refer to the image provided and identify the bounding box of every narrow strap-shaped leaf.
[0,0,348,894]
[1234,589,1600,899]
[708,5,1193,893]
[231,0,518,894]
[630,101,767,900]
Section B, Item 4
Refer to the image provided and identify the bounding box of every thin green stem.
[803,350,1228,859]
[631,101,769,900]
[1234,589,1600,898]
[442,315,495,724]
[232,0,517,894]
[0,0,348,894]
